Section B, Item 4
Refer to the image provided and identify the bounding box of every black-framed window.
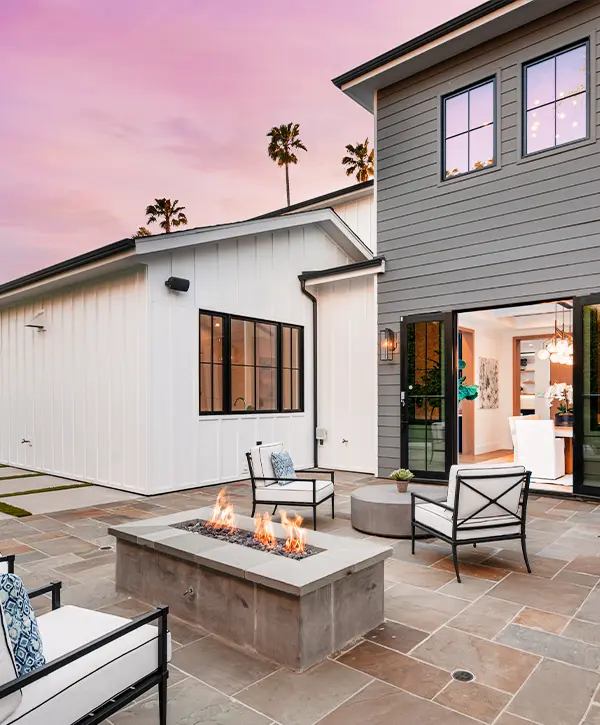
[523,41,588,156]
[199,312,224,413]
[282,325,303,412]
[199,310,304,415]
[443,78,495,180]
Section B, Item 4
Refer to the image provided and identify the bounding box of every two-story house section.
[334,0,600,499]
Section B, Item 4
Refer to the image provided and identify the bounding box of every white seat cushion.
[255,479,333,504]
[5,605,172,725]
[414,502,522,541]
[250,443,283,486]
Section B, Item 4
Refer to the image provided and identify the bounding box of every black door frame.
[400,312,457,483]
[573,294,600,497]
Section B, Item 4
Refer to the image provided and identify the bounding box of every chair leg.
[272,505,278,516]
[251,502,256,518]
[313,505,317,531]
[411,523,416,555]
[521,536,532,574]
[451,545,461,583]
[473,543,477,548]
[331,495,335,520]
[159,675,168,725]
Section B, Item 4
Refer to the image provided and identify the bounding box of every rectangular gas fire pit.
[109,507,391,671]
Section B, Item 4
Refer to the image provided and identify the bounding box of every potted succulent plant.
[390,468,415,493]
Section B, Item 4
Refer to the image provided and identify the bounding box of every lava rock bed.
[173,520,319,560]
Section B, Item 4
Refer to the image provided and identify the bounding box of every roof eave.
[333,0,580,112]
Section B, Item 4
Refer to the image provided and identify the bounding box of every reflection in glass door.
[400,313,456,481]
[575,297,600,495]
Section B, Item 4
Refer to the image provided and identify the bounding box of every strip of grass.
[0,502,31,517]
[0,473,45,481]
[0,483,93,498]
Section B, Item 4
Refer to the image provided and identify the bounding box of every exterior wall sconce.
[380,328,397,361]
[165,277,190,292]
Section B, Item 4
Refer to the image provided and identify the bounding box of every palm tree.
[342,139,375,183]
[133,226,151,238]
[145,199,188,234]
[267,123,307,206]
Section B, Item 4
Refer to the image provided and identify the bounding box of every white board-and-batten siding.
[0,268,148,492]
[332,196,376,253]
[145,224,356,493]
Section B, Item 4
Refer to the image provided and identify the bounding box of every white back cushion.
[508,415,540,448]
[450,465,526,520]
[0,603,22,723]
[250,443,283,485]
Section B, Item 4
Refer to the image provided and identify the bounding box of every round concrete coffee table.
[351,484,448,539]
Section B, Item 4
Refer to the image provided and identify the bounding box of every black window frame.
[198,310,304,416]
[522,39,590,158]
[441,76,497,182]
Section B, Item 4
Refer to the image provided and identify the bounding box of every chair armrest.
[0,555,15,574]
[411,492,453,511]
[254,476,299,483]
[299,468,335,483]
[0,606,169,700]
[28,581,62,610]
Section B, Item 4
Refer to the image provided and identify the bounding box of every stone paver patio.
[2,471,600,724]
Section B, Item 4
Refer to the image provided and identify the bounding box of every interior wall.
[459,312,515,455]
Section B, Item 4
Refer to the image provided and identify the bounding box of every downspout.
[300,279,319,468]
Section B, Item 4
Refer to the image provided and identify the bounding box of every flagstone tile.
[411,626,540,693]
[236,659,371,725]
[488,572,589,616]
[509,659,600,725]
[434,679,511,723]
[363,620,429,654]
[384,581,469,632]
[513,607,569,634]
[497,624,600,670]
[317,679,480,725]
[338,641,450,699]
[450,596,522,639]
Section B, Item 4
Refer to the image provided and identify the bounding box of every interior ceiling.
[460,300,574,331]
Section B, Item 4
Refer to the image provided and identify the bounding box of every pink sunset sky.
[0,0,479,282]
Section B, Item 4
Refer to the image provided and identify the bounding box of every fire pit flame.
[207,488,236,533]
[280,510,307,555]
[254,512,276,548]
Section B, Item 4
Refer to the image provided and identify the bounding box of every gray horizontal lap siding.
[376,0,600,475]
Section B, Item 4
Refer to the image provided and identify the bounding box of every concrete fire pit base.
[109,509,391,672]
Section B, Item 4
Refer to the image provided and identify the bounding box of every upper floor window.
[199,311,304,415]
[524,42,588,155]
[443,78,495,180]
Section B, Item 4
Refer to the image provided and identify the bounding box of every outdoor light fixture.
[380,328,397,362]
[165,277,190,292]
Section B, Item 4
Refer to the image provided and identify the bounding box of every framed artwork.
[479,357,499,409]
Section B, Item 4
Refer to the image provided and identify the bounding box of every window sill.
[199,411,305,420]
[436,162,502,189]
[517,136,596,166]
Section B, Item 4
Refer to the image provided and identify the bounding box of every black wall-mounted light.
[379,328,397,361]
[165,277,190,292]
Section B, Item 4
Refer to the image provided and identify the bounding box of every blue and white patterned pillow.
[271,451,296,485]
[0,574,45,676]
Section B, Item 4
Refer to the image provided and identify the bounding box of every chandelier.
[537,304,573,366]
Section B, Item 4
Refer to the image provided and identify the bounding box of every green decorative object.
[458,359,479,402]
[390,468,415,493]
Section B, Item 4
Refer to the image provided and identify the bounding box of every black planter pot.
[555,413,574,428]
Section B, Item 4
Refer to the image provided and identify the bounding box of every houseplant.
[390,468,414,493]
[545,383,573,427]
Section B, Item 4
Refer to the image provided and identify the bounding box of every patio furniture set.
[0,442,533,724]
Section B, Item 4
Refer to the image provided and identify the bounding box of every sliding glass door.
[574,296,600,496]
[400,313,456,482]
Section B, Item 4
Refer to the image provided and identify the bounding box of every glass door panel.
[400,313,456,481]
[575,298,600,495]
